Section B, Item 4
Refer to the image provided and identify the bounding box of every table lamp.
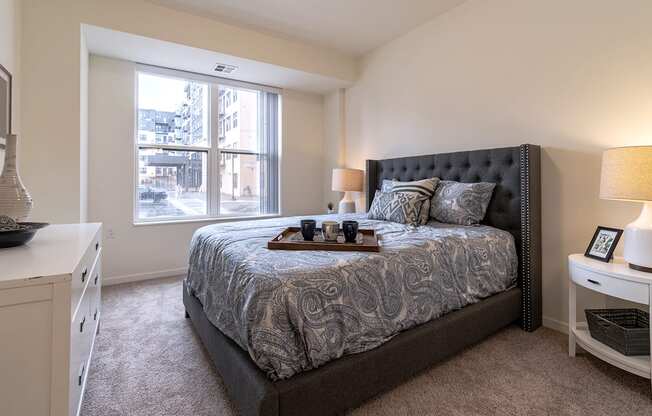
[332,168,363,214]
[600,146,652,272]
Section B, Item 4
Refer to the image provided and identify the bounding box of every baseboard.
[103,267,187,286]
[542,315,568,334]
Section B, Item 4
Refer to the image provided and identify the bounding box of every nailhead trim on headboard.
[520,145,533,331]
[519,144,542,332]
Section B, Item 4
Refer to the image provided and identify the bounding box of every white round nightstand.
[568,254,652,390]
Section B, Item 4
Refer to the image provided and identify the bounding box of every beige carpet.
[81,276,652,416]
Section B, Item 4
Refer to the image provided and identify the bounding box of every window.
[135,68,280,222]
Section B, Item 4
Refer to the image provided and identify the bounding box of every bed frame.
[183,144,541,416]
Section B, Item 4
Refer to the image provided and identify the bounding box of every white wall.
[323,89,346,210]
[343,0,652,327]
[80,29,89,222]
[0,0,21,172]
[89,56,326,281]
[280,89,328,216]
[19,0,356,223]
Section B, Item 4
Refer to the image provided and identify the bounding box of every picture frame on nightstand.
[584,226,623,262]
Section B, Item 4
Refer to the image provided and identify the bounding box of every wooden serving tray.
[268,227,380,252]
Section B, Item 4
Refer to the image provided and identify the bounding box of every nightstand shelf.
[572,327,650,379]
[568,254,652,390]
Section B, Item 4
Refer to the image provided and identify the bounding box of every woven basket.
[585,309,649,356]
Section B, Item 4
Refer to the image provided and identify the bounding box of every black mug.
[300,219,317,241]
[342,220,359,243]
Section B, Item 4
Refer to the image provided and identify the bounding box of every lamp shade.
[600,146,652,202]
[332,168,363,192]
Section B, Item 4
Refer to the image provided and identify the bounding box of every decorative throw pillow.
[430,180,496,225]
[381,178,439,225]
[380,179,394,192]
[367,191,428,226]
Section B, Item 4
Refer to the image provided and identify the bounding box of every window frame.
[133,64,282,225]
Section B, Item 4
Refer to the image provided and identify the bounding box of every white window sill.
[133,213,281,227]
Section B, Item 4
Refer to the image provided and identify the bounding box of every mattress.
[185,213,517,380]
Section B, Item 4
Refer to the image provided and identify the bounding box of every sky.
[138,73,196,112]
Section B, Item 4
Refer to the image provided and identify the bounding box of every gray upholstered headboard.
[365,144,541,331]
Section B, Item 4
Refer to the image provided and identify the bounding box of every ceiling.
[147,0,467,56]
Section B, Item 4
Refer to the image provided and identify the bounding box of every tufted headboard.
[365,144,541,331]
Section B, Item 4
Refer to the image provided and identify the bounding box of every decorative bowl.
[0,218,49,248]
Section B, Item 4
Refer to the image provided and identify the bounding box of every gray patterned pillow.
[381,178,439,225]
[430,181,496,225]
[368,191,428,226]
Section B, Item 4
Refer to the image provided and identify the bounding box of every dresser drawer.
[71,232,101,320]
[69,293,93,416]
[571,264,649,304]
[87,255,102,333]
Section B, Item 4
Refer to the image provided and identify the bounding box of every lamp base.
[629,263,652,273]
[338,191,357,214]
[624,202,652,271]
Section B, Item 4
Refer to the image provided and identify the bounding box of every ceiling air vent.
[214,63,237,74]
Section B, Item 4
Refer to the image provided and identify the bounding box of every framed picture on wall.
[0,63,12,141]
[584,226,623,262]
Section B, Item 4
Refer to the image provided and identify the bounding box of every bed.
[183,144,541,416]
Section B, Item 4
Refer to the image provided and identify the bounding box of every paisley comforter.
[185,214,517,380]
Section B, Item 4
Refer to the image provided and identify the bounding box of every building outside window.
[135,68,280,222]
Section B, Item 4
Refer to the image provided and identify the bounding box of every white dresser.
[0,223,102,416]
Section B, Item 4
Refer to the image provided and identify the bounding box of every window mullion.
[138,143,210,152]
[215,148,221,216]
[210,84,221,217]
[219,149,259,155]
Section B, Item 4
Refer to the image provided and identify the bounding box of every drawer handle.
[94,309,98,321]
[81,268,88,283]
[94,274,99,286]
[587,278,601,286]
[95,241,99,251]
[80,316,86,333]
[78,364,85,386]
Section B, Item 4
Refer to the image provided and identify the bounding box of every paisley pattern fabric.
[381,178,439,225]
[368,191,427,226]
[430,180,496,225]
[185,214,517,380]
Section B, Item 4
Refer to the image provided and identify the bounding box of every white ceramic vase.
[0,134,33,220]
